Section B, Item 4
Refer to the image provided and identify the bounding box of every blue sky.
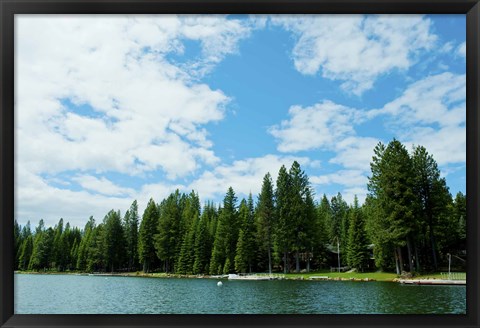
[15,15,466,227]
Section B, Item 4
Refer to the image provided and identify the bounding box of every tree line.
[14,139,466,275]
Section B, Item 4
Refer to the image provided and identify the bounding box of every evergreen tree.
[330,193,349,259]
[18,235,33,270]
[14,220,22,270]
[275,165,293,273]
[193,209,211,274]
[155,191,182,273]
[103,210,125,272]
[124,200,139,271]
[29,220,53,271]
[412,145,451,271]
[210,187,238,274]
[76,217,95,271]
[368,139,417,274]
[235,195,256,273]
[52,218,64,271]
[86,224,105,272]
[255,173,276,274]
[138,198,159,273]
[346,196,369,272]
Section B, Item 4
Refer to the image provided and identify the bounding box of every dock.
[398,279,466,285]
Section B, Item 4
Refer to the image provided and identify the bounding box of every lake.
[14,273,466,314]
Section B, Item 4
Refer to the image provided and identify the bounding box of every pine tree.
[346,196,369,272]
[255,173,276,274]
[412,145,451,271]
[76,217,95,271]
[103,210,125,272]
[139,198,159,273]
[210,187,238,274]
[18,235,33,270]
[155,191,182,273]
[193,209,211,274]
[124,200,139,271]
[235,195,256,273]
[368,139,417,274]
[275,165,293,274]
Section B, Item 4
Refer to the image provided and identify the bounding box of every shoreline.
[15,270,467,284]
[14,270,393,282]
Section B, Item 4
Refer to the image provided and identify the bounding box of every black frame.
[1,1,479,327]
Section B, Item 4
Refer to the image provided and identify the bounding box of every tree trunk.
[307,257,310,273]
[394,250,400,275]
[143,261,148,273]
[414,243,420,272]
[397,247,404,273]
[406,237,414,273]
[267,248,272,275]
[283,250,287,274]
[295,250,300,273]
[430,229,438,270]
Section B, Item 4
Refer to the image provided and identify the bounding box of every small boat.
[398,279,466,285]
[227,274,275,281]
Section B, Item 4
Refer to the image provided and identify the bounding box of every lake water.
[14,273,466,314]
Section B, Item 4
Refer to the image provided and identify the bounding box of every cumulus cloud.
[15,15,256,226]
[71,175,135,197]
[456,42,466,58]
[271,14,437,95]
[268,101,360,153]
[368,72,466,165]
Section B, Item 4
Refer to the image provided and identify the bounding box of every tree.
[18,235,33,270]
[255,173,276,274]
[453,192,466,246]
[412,145,451,271]
[330,193,349,260]
[139,198,159,273]
[367,139,417,274]
[314,195,331,268]
[275,165,293,274]
[52,218,64,271]
[176,191,201,274]
[346,196,370,272]
[210,187,238,274]
[14,220,22,270]
[155,191,182,273]
[103,210,125,272]
[235,194,256,273]
[76,217,95,271]
[124,200,139,271]
[29,220,53,271]
[17,221,32,270]
[193,208,211,274]
[86,224,105,272]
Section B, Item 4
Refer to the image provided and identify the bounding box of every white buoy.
[217,281,223,287]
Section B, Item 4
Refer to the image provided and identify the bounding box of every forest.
[14,139,467,275]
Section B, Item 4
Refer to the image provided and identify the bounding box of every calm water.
[14,273,466,314]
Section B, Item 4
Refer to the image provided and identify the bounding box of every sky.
[15,14,466,228]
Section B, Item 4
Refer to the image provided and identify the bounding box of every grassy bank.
[16,270,463,282]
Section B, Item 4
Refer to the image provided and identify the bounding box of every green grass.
[256,271,399,281]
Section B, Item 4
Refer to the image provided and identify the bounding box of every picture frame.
[1,0,479,327]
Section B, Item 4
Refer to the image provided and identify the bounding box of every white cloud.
[72,175,135,197]
[16,15,253,179]
[268,101,359,153]
[456,42,466,58]
[311,169,367,187]
[329,136,380,171]
[15,15,256,225]
[368,72,465,166]
[271,14,437,95]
